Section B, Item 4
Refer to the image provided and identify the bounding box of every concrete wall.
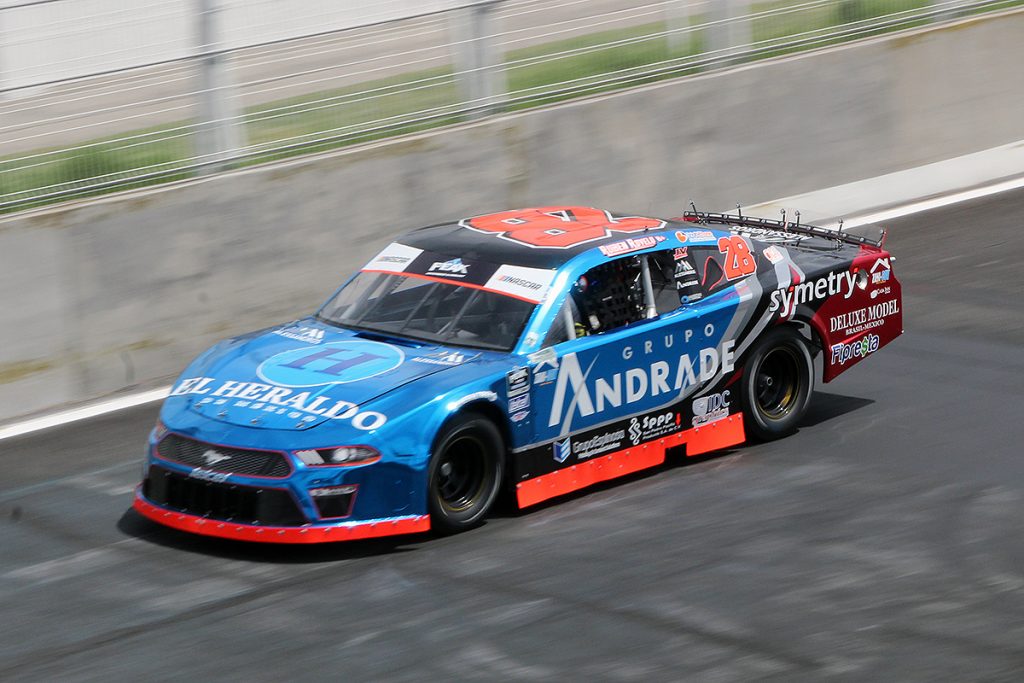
[1,9,1023,422]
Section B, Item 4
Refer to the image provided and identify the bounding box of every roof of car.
[400,206,690,269]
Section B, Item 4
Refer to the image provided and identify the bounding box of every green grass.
[1,0,1018,214]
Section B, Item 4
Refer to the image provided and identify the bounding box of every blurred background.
[1,3,1023,680]
[0,0,1015,212]
[1,0,1021,421]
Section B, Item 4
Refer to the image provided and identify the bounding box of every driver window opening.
[545,249,704,346]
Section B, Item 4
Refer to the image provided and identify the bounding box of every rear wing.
[677,211,886,249]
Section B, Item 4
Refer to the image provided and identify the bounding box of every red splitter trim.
[516,415,745,508]
[133,489,429,544]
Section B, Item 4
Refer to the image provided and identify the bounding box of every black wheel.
[427,413,504,534]
[742,327,814,441]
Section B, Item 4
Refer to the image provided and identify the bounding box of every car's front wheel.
[427,413,504,534]
[742,327,814,441]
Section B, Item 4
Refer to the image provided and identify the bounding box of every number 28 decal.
[717,235,757,280]
[460,207,665,249]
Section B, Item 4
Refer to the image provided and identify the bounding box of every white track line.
[831,175,1024,228]
[0,387,169,441]
[1,172,1023,442]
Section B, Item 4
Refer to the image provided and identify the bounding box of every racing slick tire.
[427,412,504,534]
[742,327,814,441]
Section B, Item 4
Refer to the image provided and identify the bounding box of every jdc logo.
[428,258,469,277]
[692,390,730,427]
[693,390,730,417]
[258,340,404,387]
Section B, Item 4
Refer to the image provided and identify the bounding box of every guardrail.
[0,0,1019,214]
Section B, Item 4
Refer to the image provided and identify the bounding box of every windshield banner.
[363,243,555,303]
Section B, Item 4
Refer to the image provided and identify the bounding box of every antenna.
[837,218,845,232]
[794,210,801,228]
[780,208,787,229]
[735,203,743,220]
[689,200,698,214]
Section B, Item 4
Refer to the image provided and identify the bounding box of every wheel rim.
[434,434,490,514]
[755,346,801,420]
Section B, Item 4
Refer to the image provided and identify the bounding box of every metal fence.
[0,0,1017,213]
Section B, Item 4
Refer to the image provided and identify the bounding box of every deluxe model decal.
[829,299,900,337]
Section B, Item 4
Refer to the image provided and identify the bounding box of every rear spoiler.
[677,211,886,249]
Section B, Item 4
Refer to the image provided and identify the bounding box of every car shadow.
[801,390,874,428]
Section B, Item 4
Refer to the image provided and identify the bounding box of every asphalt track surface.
[1,189,1023,681]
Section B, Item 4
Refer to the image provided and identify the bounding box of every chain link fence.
[0,0,1017,213]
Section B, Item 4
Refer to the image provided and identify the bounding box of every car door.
[528,248,740,464]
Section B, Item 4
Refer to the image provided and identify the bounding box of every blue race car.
[134,206,903,543]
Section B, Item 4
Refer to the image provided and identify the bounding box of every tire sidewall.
[427,413,504,534]
[743,327,814,441]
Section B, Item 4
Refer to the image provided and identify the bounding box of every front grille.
[156,434,291,477]
[143,465,307,526]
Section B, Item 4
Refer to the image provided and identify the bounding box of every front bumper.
[135,429,429,543]
[134,487,429,544]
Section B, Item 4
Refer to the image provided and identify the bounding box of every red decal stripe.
[360,269,541,303]
[133,489,429,544]
[516,415,745,508]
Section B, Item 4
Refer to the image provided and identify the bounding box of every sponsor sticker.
[828,299,899,337]
[362,243,424,273]
[598,235,666,257]
[427,258,469,278]
[547,335,736,428]
[412,350,480,366]
[572,429,626,460]
[553,438,571,463]
[678,229,715,242]
[768,270,859,318]
[762,246,784,265]
[273,325,325,345]
[506,367,530,398]
[628,411,681,446]
[258,340,404,387]
[733,226,812,243]
[508,393,530,413]
[170,376,389,431]
[692,390,731,427]
[830,334,880,365]
[484,265,557,303]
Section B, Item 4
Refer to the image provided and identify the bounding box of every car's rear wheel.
[428,413,503,534]
[743,327,814,441]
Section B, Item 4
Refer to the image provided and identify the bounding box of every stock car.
[133,206,903,543]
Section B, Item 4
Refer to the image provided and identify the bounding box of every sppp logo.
[258,340,404,387]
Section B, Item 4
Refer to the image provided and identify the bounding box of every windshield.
[318,272,536,351]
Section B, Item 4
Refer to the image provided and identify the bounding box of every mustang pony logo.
[202,449,231,466]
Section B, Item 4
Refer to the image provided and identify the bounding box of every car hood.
[174,319,485,431]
